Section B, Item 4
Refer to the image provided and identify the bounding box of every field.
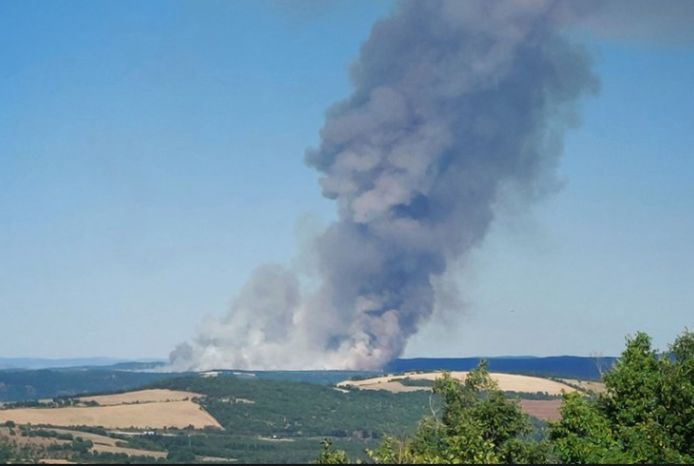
[41,428,166,459]
[386,356,616,380]
[0,389,220,430]
[78,389,201,406]
[0,357,611,403]
[337,371,583,422]
[0,376,432,463]
[0,425,181,463]
[0,371,603,463]
[558,378,606,394]
[518,400,563,422]
[338,371,579,395]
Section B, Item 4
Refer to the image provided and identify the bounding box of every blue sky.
[1,1,692,359]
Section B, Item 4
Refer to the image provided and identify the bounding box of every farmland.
[0,356,610,403]
[338,371,581,395]
[78,389,202,407]
[0,374,433,463]
[0,365,608,463]
[0,425,169,463]
[336,371,591,422]
[0,389,220,430]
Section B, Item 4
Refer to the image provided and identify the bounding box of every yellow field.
[89,443,167,458]
[0,425,167,460]
[0,427,64,449]
[79,389,200,406]
[46,428,167,458]
[0,400,221,430]
[558,378,606,394]
[338,371,579,395]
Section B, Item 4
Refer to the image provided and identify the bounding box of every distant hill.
[153,373,430,461]
[0,357,164,370]
[0,368,180,402]
[183,356,616,387]
[206,369,380,386]
[386,356,617,380]
[0,355,618,403]
[96,361,168,371]
[0,357,126,370]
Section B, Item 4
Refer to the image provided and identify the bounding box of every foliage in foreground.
[319,362,546,464]
[317,329,693,464]
[0,440,14,463]
[550,330,693,464]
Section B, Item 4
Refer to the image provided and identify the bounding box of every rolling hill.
[386,356,617,380]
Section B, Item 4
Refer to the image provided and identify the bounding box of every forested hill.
[0,369,179,402]
[386,356,617,380]
[0,355,618,402]
[155,374,431,441]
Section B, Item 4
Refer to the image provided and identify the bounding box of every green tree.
[658,330,694,458]
[366,363,546,464]
[315,438,350,464]
[167,445,196,463]
[315,329,693,464]
[70,438,93,455]
[549,392,621,463]
[550,330,694,464]
[0,440,15,464]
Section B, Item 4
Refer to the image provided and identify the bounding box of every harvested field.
[46,428,166,458]
[0,426,166,460]
[558,379,606,394]
[47,428,121,446]
[518,399,563,422]
[339,371,578,396]
[0,400,221,430]
[79,389,201,406]
[0,427,69,449]
[89,443,167,458]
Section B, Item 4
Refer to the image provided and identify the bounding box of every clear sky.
[1,0,692,359]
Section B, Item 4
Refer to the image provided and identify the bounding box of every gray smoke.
[169,0,687,371]
[573,0,694,43]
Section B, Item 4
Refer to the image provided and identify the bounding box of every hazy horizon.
[2,1,693,365]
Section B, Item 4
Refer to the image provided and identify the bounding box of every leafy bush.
[551,330,693,464]
[317,329,693,464]
[398,378,434,388]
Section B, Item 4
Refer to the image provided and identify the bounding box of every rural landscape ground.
[0,357,604,463]
[1,331,692,464]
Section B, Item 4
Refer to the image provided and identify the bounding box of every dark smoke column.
[171,0,597,371]
[303,0,596,368]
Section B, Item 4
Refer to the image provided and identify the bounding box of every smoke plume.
[169,0,675,371]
